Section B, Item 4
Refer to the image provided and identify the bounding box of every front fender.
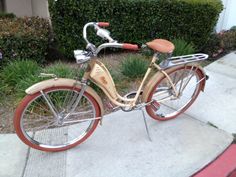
[25,78,104,116]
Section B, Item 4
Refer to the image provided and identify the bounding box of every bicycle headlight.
[74,50,91,64]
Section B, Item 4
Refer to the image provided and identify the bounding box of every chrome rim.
[20,88,96,149]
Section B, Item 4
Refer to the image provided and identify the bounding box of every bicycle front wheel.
[14,86,101,152]
[146,65,205,121]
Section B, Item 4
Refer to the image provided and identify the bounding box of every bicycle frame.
[39,20,209,114]
[75,22,208,110]
[81,53,178,109]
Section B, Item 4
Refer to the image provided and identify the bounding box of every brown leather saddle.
[146,39,175,53]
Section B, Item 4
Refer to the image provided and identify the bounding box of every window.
[0,0,5,12]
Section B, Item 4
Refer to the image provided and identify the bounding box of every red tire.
[14,86,101,152]
[146,65,205,121]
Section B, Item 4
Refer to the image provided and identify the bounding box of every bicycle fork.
[40,81,88,122]
[63,82,88,120]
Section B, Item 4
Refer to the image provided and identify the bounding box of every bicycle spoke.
[182,77,205,93]
[69,110,93,117]
[40,91,59,118]
[147,66,203,120]
[30,98,52,114]
[179,66,198,93]
[66,91,80,111]
[63,116,101,125]
[18,87,99,150]
[25,110,54,120]
[24,119,57,132]
[62,89,76,109]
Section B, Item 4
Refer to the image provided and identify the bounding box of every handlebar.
[82,22,139,55]
[122,43,139,50]
[97,22,110,27]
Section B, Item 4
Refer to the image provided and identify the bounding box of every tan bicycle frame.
[82,54,179,108]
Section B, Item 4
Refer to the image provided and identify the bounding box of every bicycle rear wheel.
[14,86,101,152]
[146,65,205,121]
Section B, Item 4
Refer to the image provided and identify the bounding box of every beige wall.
[31,0,49,18]
[5,0,33,17]
[5,0,49,18]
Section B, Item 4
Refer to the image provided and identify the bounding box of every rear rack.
[159,53,209,69]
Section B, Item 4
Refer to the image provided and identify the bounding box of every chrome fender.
[142,64,207,103]
[25,78,104,116]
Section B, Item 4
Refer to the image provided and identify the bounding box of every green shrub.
[0,79,6,99]
[202,29,236,58]
[0,12,16,19]
[121,55,149,79]
[0,58,88,104]
[230,26,236,31]
[18,62,80,93]
[0,17,50,64]
[43,62,79,78]
[202,33,222,57]
[221,30,236,51]
[16,62,80,99]
[16,74,44,99]
[0,60,81,100]
[172,39,195,56]
[49,0,223,58]
[0,60,41,94]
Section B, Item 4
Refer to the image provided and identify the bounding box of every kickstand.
[141,109,152,142]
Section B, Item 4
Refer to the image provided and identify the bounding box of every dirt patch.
[0,97,16,133]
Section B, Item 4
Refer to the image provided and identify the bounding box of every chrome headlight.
[74,50,91,64]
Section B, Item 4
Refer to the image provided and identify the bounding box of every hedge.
[49,0,223,58]
[0,12,16,19]
[0,16,50,65]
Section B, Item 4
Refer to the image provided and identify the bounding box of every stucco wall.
[31,0,49,18]
[5,0,32,17]
[5,0,49,18]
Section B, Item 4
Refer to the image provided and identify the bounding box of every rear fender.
[142,64,207,103]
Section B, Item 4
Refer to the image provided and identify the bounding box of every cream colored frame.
[83,54,178,109]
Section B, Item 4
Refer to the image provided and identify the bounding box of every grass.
[43,62,79,78]
[121,54,149,79]
[0,60,83,102]
[0,60,41,95]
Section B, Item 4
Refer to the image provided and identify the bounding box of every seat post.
[159,52,172,68]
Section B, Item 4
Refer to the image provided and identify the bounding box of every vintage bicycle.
[14,22,208,152]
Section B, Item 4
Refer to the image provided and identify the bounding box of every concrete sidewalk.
[0,53,235,177]
[186,52,236,134]
[0,111,233,177]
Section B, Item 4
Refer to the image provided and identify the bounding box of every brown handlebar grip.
[97,22,110,27]
[122,43,139,50]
